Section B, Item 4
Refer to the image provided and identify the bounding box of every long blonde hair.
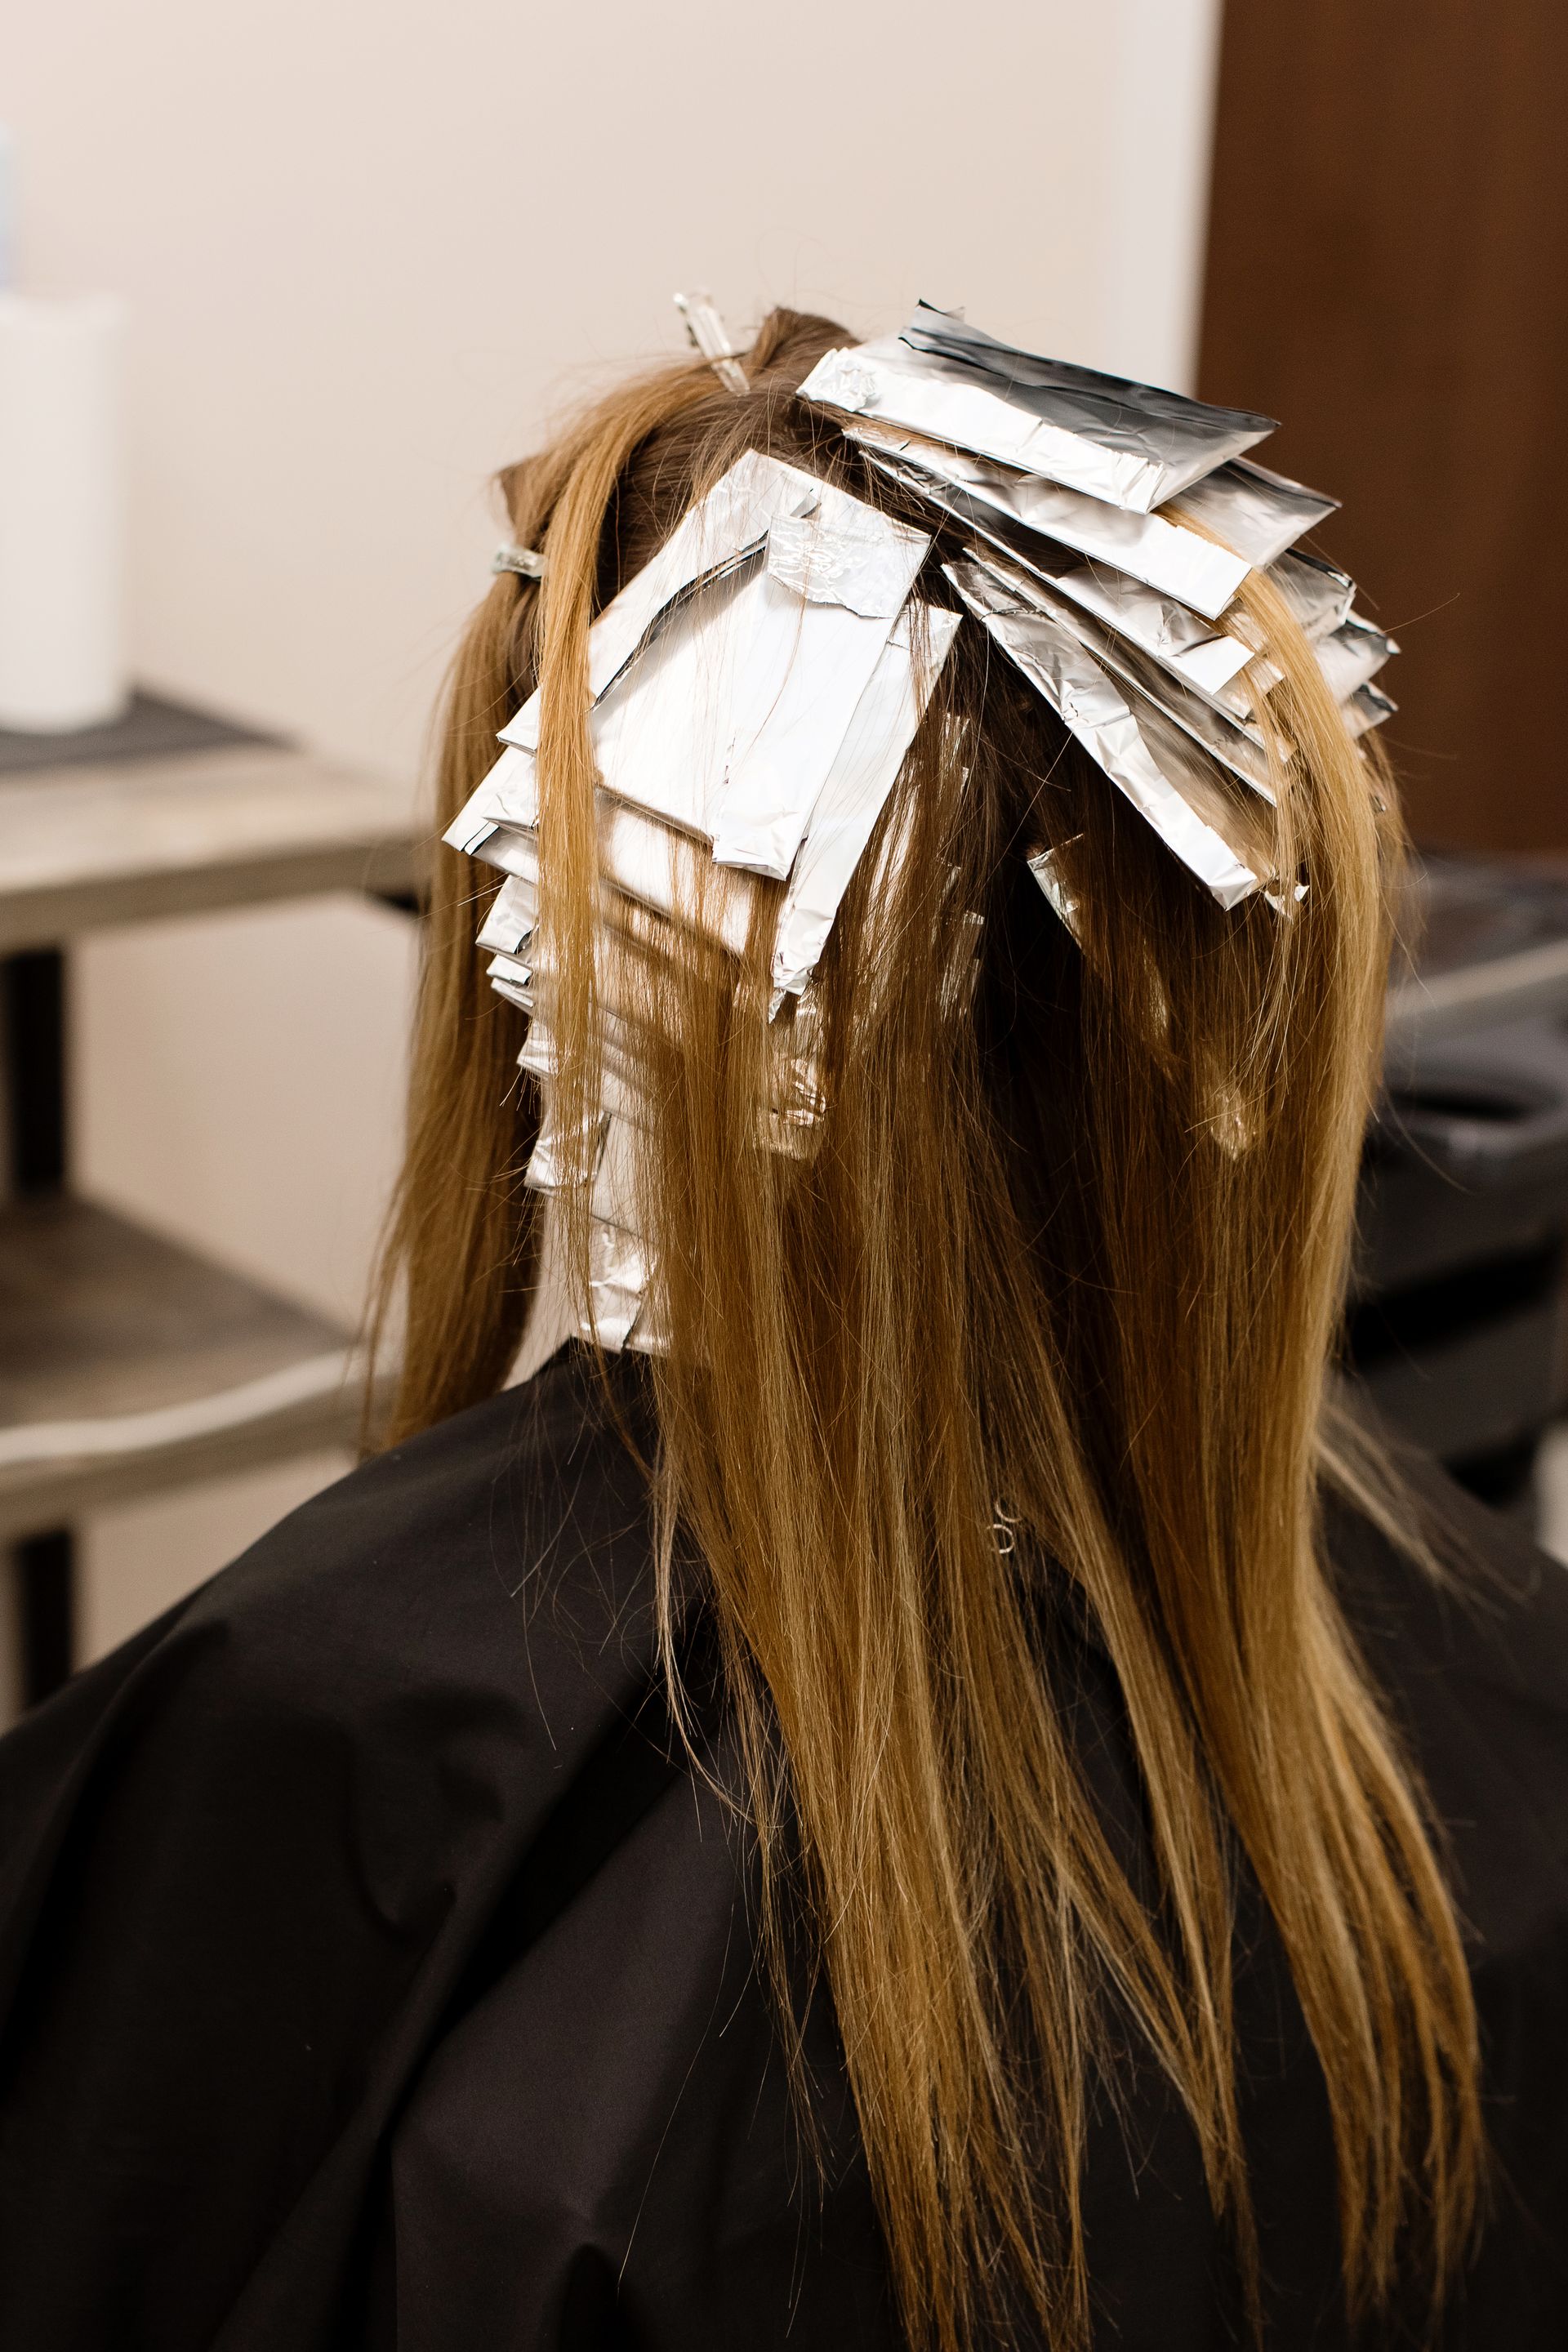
[375,308,1481,2348]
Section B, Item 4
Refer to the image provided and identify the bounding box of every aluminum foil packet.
[800,303,1277,514]
[1172,455,1339,568]
[849,417,1251,619]
[440,305,1387,1347]
[947,555,1276,911]
[961,543,1279,804]
[443,449,958,1351]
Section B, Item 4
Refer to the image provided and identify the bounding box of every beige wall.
[7,0,1224,1657]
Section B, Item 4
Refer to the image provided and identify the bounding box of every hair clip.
[492,543,546,580]
[674,289,748,394]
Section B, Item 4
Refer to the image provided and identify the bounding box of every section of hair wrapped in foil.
[445,449,954,1351]
[796,301,1396,925]
[447,304,1397,1349]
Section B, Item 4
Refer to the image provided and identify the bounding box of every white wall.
[6,0,1223,1655]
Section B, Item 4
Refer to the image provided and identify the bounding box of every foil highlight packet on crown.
[796,303,1388,892]
[800,301,1278,514]
[446,300,1388,1351]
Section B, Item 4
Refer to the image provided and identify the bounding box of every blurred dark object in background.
[1353,858,1568,1505]
[1199,0,1568,854]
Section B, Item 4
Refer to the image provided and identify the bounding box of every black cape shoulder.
[1,1343,1566,2351]
[0,1346,893,2352]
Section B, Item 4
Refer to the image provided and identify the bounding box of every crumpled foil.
[947,555,1275,911]
[439,310,1383,1347]
[801,301,1276,514]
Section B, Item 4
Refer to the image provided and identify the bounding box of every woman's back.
[2,1343,1565,2350]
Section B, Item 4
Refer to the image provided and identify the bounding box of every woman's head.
[378,305,1480,2348]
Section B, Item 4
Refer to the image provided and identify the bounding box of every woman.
[1,304,1566,2351]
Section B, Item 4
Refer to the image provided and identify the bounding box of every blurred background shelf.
[0,692,417,1715]
[1388,858,1568,1051]
[1354,867,1568,1506]
[0,693,422,951]
[0,1196,369,1541]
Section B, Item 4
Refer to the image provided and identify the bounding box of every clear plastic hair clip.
[674,289,748,394]
[492,543,546,579]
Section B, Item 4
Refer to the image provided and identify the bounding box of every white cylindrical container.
[0,292,127,733]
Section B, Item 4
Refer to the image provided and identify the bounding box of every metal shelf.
[0,1196,372,1543]
[0,697,417,1697]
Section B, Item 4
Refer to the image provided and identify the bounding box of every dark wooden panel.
[1199,0,1568,851]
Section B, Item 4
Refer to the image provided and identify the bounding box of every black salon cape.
[2,1345,1566,2351]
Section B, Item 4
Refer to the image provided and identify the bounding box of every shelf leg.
[12,1531,76,1707]
[2,947,78,1708]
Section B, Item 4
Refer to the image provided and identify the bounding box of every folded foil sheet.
[801,305,1276,514]
[587,1211,660,1351]
[443,313,1379,1350]
[849,419,1250,619]
[443,455,960,1352]
[1027,844,1083,943]
[1269,549,1356,642]
[466,795,762,961]
[962,544,1279,803]
[947,556,1275,911]
[1173,456,1339,569]
[1316,613,1398,703]
[858,442,1255,702]
[1345,681,1397,739]
[499,476,931,885]
[771,604,960,999]
[475,871,538,958]
[502,451,925,748]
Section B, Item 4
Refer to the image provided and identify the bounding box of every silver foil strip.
[524,1094,608,1194]
[584,1212,657,1351]
[964,546,1278,802]
[1173,456,1339,570]
[546,519,929,884]
[501,451,927,751]
[596,800,759,955]
[771,603,960,1000]
[1345,682,1397,740]
[800,314,1273,515]
[947,558,1274,911]
[1027,844,1084,943]
[859,443,1254,705]
[446,742,539,840]
[484,954,534,1013]
[462,793,760,961]
[460,820,536,881]
[475,873,538,958]
[578,1111,669,1354]
[851,422,1250,620]
[587,1111,642,1231]
[1316,613,1398,704]
[898,301,1276,505]
[1268,549,1356,642]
